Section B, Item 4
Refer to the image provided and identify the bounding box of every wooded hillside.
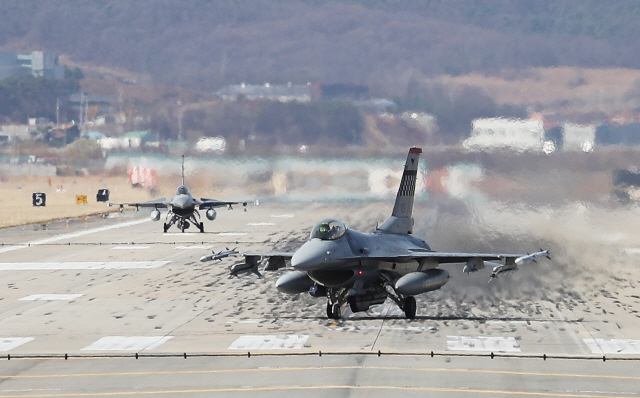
[1,0,639,96]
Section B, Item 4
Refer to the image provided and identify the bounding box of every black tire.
[163,223,169,233]
[332,304,341,320]
[404,296,417,319]
[199,222,204,233]
[326,301,333,319]
[348,296,358,313]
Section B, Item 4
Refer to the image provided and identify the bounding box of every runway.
[0,200,639,396]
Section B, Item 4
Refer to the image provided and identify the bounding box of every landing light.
[358,270,363,275]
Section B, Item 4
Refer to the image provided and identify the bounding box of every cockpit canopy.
[176,185,190,195]
[310,218,347,241]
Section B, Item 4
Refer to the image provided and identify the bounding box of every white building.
[563,123,596,152]
[463,118,545,152]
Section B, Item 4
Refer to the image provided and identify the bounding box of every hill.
[1,0,640,96]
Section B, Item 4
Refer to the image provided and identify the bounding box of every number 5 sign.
[32,192,46,207]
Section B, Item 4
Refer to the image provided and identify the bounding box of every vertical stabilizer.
[377,147,422,234]
[181,154,185,186]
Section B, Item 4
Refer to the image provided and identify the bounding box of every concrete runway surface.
[0,199,639,397]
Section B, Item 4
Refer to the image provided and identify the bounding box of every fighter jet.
[202,148,549,319]
[109,156,253,233]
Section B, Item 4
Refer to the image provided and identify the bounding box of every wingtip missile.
[514,250,550,265]
[200,247,238,262]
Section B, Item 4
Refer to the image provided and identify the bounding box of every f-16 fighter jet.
[202,148,549,319]
[110,156,254,233]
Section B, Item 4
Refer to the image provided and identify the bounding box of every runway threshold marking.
[447,336,521,352]
[0,262,169,270]
[0,337,34,352]
[81,336,173,351]
[111,246,150,250]
[19,294,83,301]
[175,245,211,250]
[0,219,149,254]
[0,385,637,397]
[228,335,309,350]
[584,338,640,354]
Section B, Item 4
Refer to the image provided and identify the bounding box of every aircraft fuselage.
[292,228,432,288]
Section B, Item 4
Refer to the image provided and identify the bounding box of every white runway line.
[228,335,309,350]
[247,222,275,226]
[0,261,169,270]
[270,214,294,218]
[175,245,212,250]
[0,337,34,352]
[81,336,173,351]
[584,338,640,354]
[111,246,150,250]
[217,232,248,236]
[447,336,521,352]
[20,294,84,301]
[0,219,149,254]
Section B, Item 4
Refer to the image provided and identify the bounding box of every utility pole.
[56,98,60,127]
[177,100,183,141]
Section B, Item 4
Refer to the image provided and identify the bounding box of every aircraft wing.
[382,250,550,279]
[200,249,295,278]
[198,198,254,210]
[108,198,170,209]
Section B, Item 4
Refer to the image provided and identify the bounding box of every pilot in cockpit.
[177,185,189,195]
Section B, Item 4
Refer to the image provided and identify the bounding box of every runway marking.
[111,246,150,250]
[228,335,309,350]
[584,338,640,354]
[621,248,640,255]
[81,336,173,351]
[271,214,294,218]
[0,219,149,254]
[0,261,169,270]
[3,366,640,381]
[217,232,248,236]
[247,222,275,226]
[0,385,637,397]
[447,336,521,352]
[0,337,34,352]
[175,245,212,250]
[19,294,84,301]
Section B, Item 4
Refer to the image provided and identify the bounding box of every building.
[563,123,596,152]
[0,51,64,80]
[463,118,545,152]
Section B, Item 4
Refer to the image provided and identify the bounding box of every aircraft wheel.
[198,222,204,233]
[163,223,169,233]
[404,296,417,319]
[348,296,358,313]
[326,302,333,319]
[332,303,341,320]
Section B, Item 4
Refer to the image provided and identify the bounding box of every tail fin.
[377,147,422,234]
[181,154,185,185]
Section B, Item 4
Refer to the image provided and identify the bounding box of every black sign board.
[32,192,46,207]
[96,189,110,202]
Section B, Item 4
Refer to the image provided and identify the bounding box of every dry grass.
[430,66,640,115]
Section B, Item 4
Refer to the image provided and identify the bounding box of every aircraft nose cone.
[291,241,330,271]
[173,196,190,209]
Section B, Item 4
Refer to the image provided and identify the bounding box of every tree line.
[1,0,639,97]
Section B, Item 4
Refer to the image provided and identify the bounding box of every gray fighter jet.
[202,148,549,319]
[110,156,252,233]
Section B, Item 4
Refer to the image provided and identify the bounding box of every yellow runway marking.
[1,365,639,381]
[0,385,636,398]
